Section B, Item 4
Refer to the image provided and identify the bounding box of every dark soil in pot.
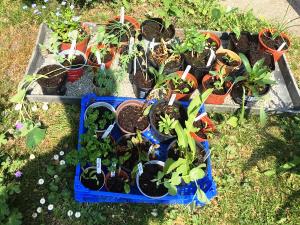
[106,20,136,43]
[228,32,250,54]
[141,18,175,42]
[88,51,113,64]
[106,175,127,193]
[204,78,227,95]
[216,53,240,67]
[37,64,67,95]
[118,105,149,133]
[183,50,210,68]
[62,54,85,69]
[132,68,154,98]
[261,31,289,50]
[249,50,275,71]
[116,135,151,172]
[80,168,104,190]
[193,120,208,140]
[150,101,187,137]
[169,79,194,94]
[139,163,168,197]
[231,82,270,105]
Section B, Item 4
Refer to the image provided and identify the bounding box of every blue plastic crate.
[74,93,217,205]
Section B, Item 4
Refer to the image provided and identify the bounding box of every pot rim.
[58,49,87,70]
[80,166,105,190]
[258,28,291,52]
[36,64,67,88]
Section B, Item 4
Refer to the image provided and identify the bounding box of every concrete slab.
[220,0,300,36]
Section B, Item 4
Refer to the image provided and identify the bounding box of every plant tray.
[25,24,300,114]
[74,94,217,205]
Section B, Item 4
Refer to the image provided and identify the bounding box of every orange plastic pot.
[203,32,221,50]
[86,44,116,71]
[258,28,291,62]
[113,15,140,30]
[105,170,129,192]
[60,36,90,53]
[170,71,198,101]
[215,49,241,76]
[190,115,215,143]
[202,74,231,104]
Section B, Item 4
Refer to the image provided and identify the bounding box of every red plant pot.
[190,114,216,143]
[202,74,231,104]
[171,71,199,101]
[258,28,291,62]
[203,32,221,50]
[113,15,140,30]
[86,44,116,72]
[60,36,90,53]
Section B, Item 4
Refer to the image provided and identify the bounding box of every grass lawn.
[0,0,300,224]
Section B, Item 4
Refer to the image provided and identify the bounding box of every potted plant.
[84,102,116,133]
[148,39,183,74]
[86,26,118,72]
[93,68,117,96]
[116,100,150,134]
[214,49,242,76]
[136,160,169,199]
[231,53,276,105]
[141,18,175,44]
[149,99,187,142]
[202,66,245,104]
[80,166,105,191]
[58,49,87,82]
[105,161,130,194]
[36,64,67,95]
[178,27,217,82]
[116,131,151,172]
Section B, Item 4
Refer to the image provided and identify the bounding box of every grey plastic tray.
[25,24,300,114]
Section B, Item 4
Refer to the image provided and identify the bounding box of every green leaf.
[26,127,46,149]
[211,8,221,20]
[10,89,26,103]
[226,116,238,128]
[0,133,7,147]
[166,158,185,174]
[239,53,251,74]
[259,106,267,127]
[124,183,130,194]
[170,173,181,186]
[143,105,152,116]
[182,175,191,184]
[264,170,276,176]
[196,187,209,203]
[164,182,177,195]
[189,167,205,181]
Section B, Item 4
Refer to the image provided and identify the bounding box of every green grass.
[0,0,300,224]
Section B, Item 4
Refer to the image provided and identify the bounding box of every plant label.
[101,124,114,139]
[95,51,101,65]
[149,38,155,51]
[181,65,191,80]
[206,49,215,67]
[168,94,177,106]
[96,158,101,174]
[138,162,143,175]
[111,170,115,177]
[120,7,125,24]
[133,57,137,75]
[100,63,105,70]
[195,112,207,122]
[277,42,286,51]
[203,150,211,162]
[129,37,134,54]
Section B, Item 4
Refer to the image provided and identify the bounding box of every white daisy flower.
[72,16,80,22]
[38,178,44,185]
[53,154,59,160]
[75,212,81,218]
[61,1,66,6]
[151,211,158,217]
[70,4,74,10]
[33,9,41,15]
[44,0,49,3]
[60,160,65,166]
[22,5,28,10]
[54,175,58,179]
[59,151,64,156]
[67,210,73,217]
[48,204,54,211]
[32,212,38,218]
[40,197,46,205]
[42,103,48,111]
[29,154,36,160]
[55,12,61,17]
[31,105,38,112]
[42,5,46,9]
[32,3,37,8]
[15,103,22,111]
[37,207,42,213]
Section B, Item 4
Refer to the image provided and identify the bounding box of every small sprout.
[38,178,44,185]
[40,197,46,205]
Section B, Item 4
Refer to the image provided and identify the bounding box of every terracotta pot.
[116,99,150,134]
[86,44,116,72]
[170,71,198,101]
[105,169,129,192]
[190,115,216,143]
[60,36,90,53]
[202,74,231,104]
[215,49,242,76]
[203,32,221,50]
[258,28,291,62]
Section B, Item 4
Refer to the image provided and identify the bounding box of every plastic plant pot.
[190,114,216,143]
[202,31,222,51]
[132,65,154,99]
[214,49,242,76]
[116,99,150,134]
[59,49,87,82]
[84,101,117,133]
[258,28,291,62]
[60,36,90,53]
[80,166,105,191]
[136,160,168,199]
[105,169,129,193]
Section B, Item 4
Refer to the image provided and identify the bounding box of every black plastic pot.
[231,82,271,106]
[141,18,175,43]
[80,167,105,190]
[36,64,67,95]
[183,50,213,84]
[227,32,251,55]
[149,100,187,143]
